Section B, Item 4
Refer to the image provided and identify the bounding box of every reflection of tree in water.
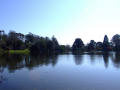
[0,54,58,72]
[26,55,58,70]
[49,55,58,66]
[89,54,95,64]
[112,52,120,68]
[88,53,103,64]
[102,53,109,68]
[73,55,83,65]
[102,52,120,68]
[1,52,120,72]
[0,54,25,73]
[0,67,7,83]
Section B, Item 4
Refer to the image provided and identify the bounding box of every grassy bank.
[8,49,30,54]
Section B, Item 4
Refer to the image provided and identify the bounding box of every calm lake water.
[0,52,120,90]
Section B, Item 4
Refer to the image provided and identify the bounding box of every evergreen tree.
[102,35,110,51]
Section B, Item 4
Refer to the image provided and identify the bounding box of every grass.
[9,49,30,54]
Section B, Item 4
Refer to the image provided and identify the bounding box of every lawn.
[9,49,30,54]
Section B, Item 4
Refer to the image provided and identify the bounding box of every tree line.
[72,34,120,53]
[0,30,120,54]
[0,30,70,54]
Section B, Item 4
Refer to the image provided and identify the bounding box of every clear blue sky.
[0,0,120,45]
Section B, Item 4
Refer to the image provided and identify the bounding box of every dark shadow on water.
[27,54,58,70]
[73,52,120,69]
[102,52,109,68]
[0,54,25,73]
[112,52,120,68]
[0,54,58,73]
[73,55,83,65]
[89,54,96,64]
[1,52,120,72]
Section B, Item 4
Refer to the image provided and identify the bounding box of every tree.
[30,36,60,54]
[86,40,96,52]
[72,38,84,52]
[111,34,120,51]
[30,38,47,54]
[96,42,103,51]
[0,32,8,50]
[7,31,25,50]
[51,36,59,52]
[102,35,110,51]
[59,45,71,52]
[0,30,4,40]
[46,37,54,53]
[25,33,40,48]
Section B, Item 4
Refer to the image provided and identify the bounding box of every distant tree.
[72,38,84,52]
[96,42,103,51]
[59,45,71,53]
[7,31,25,50]
[109,42,114,51]
[25,33,34,43]
[111,34,120,45]
[103,35,109,42]
[111,34,120,51]
[66,45,71,52]
[51,36,60,52]
[0,30,4,40]
[102,35,110,51]
[0,31,8,50]
[25,33,35,48]
[86,40,96,52]
[46,37,54,52]
[30,36,60,54]
[30,38,46,54]
[17,33,24,41]
[25,33,40,48]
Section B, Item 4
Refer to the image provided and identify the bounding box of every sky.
[0,0,120,45]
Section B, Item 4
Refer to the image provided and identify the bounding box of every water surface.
[0,52,120,90]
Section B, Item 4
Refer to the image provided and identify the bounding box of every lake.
[0,52,120,90]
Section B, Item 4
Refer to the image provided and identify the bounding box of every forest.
[0,30,120,55]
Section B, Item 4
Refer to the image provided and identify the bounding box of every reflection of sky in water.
[0,53,120,90]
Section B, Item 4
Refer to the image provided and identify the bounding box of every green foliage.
[9,49,30,54]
